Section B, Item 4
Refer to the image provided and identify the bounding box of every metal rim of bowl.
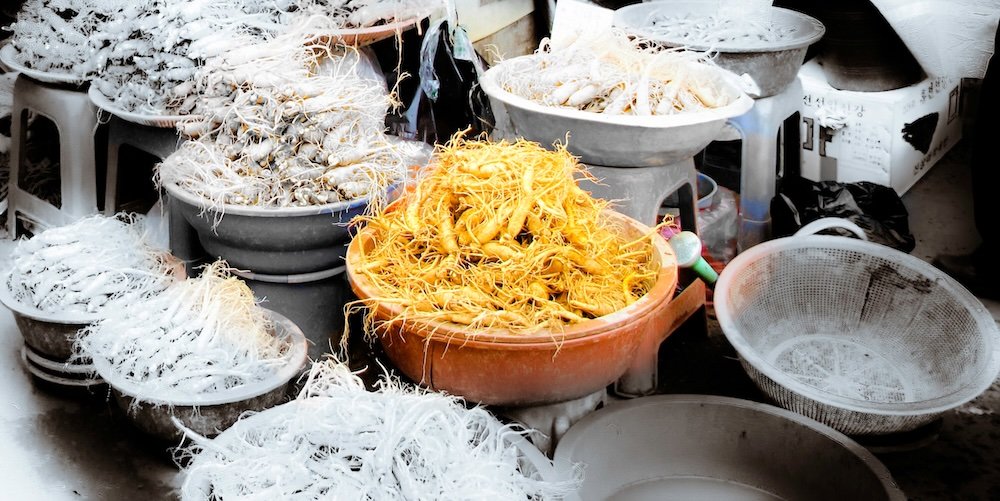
[553,394,907,501]
[346,210,679,346]
[20,346,104,387]
[164,180,374,219]
[715,234,1000,416]
[162,138,432,218]
[0,281,101,325]
[479,56,755,129]
[0,43,88,85]
[311,12,430,46]
[92,308,309,407]
[22,345,95,375]
[613,3,827,54]
[88,85,196,127]
[231,265,347,284]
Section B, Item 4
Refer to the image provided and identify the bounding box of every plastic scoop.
[666,230,718,285]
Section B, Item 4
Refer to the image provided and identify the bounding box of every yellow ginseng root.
[353,133,667,334]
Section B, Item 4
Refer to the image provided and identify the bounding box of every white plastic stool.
[578,160,699,231]
[7,74,99,237]
[103,115,180,215]
[576,160,706,398]
[727,77,804,251]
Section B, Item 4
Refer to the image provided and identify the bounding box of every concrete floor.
[882,140,1000,500]
[0,138,998,499]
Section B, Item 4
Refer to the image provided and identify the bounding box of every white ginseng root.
[4,0,132,78]
[74,261,292,401]
[158,30,423,213]
[174,360,581,500]
[4,214,178,316]
[497,29,740,116]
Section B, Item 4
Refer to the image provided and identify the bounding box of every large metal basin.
[554,395,906,501]
[614,2,825,97]
[479,56,753,168]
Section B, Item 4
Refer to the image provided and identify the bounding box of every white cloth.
[871,0,999,79]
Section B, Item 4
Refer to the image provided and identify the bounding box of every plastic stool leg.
[732,117,782,251]
[58,113,98,217]
[7,107,26,238]
[729,78,804,251]
[7,75,100,236]
[104,139,121,216]
[616,279,708,397]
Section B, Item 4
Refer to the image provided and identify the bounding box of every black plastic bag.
[771,176,916,252]
[392,20,494,143]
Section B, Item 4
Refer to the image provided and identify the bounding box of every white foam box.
[797,60,962,195]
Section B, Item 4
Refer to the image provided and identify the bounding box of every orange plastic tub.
[346,211,678,406]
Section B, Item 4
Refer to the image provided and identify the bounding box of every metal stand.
[6,75,99,237]
[728,78,803,251]
[167,194,207,275]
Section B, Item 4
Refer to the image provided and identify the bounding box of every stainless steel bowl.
[614,2,825,97]
[554,395,906,500]
[163,138,432,274]
[0,283,98,360]
[165,181,365,275]
[100,308,309,442]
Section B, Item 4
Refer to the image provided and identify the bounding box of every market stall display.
[74,261,308,440]
[176,360,580,500]
[2,2,997,499]
[347,135,679,405]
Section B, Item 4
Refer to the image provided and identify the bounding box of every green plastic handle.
[691,256,719,285]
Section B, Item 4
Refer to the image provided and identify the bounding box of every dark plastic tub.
[232,265,352,362]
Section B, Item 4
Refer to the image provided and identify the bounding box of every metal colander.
[715,219,1000,435]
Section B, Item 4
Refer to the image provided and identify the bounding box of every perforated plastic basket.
[715,219,1000,435]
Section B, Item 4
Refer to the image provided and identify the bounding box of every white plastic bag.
[870,0,998,78]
